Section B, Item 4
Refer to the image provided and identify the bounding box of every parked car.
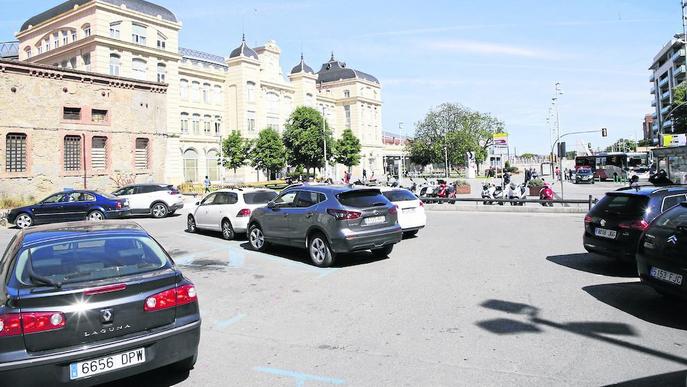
[574,167,594,184]
[380,187,426,237]
[247,184,403,267]
[0,221,200,385]
[583,186,687,260]
[187,188,278,240]
[636,202,687,299]
[7,190,129,229]
[112,184,184,218]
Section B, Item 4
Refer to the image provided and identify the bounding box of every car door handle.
[305,212,314,218]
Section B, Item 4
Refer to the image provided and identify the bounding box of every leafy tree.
[221,131,251,173]
[249,128,286,180]
[406,138,435,167]
[283,106,335,174]
[605,138,637,152]
[334,128,361,172]
[672,82,687,133]
[519,152,538,159]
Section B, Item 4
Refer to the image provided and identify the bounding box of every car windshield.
[578,168,591,174]
[15,235,170,286]
[337,190,388,208]
[383,189,417,202]
[244,191,278,204]
[96,191,116,200]
[592,194,649,217]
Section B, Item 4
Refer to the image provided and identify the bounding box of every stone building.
[0,58,167,197]
[13,0,384,184]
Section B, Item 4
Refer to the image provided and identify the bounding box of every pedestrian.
[203,175,211,193]
[362,169,367,182]
[343,170,351,184]
[568,168,573,181]
[555,167,560,181]
[524,168,531,185]
[563,168,568,181]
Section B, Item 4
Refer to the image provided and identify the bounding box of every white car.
[380,187,426,236]
[112,184,184,218]
[187,188,278,239]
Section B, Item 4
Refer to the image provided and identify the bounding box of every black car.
[583,186,687,260]
[636,203,687,299]
[574,167,594,184]
[7,190,130,229]
[0,221,200,385]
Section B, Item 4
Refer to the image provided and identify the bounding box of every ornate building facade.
[12,0,384,185]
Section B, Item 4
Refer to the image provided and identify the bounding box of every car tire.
[14,213,33,229]
[248,224,269,252]
[87,210,104,221]
[171,353,197,372]
[169,210,176,216]
[151,202,169,218]
[403,230,419,238]
[308,233,335,267]
[187,215,197,233]
[371,245,394,258]
[221,219,235,240]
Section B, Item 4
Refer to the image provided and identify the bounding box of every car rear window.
[592,194,649,217]
[337,190,388,208]
[14,235,170,286]
[383,189,417,202]
[653,204,687,229]
[97,191,117,200]
[243,191,278,204]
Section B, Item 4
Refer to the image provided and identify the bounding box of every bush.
[453,179,470,187]
[527,178,545,188]
[0,194,36,209]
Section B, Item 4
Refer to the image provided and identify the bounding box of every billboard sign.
[493,132,508,147]
[662,134,687,147]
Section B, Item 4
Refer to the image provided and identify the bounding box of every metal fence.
[419,195,598,210]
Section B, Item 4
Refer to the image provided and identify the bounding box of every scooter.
[506,182,527,206]
[539,183,554,207]
[437,181,457,204]
[481,182,504,205]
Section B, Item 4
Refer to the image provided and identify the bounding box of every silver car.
[247,184,403,267]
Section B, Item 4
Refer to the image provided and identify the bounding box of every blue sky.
[0,0,681,154]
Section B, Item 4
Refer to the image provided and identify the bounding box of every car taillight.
[619,219,649,231]
[236,208,251,217]
[115,201,123,209]
[327,208,362,220]
[388,205,398,215]
[0,312,65,336]
[584,215,592,224]
[168,189,180,195]
[145,284,198,312]
[419,201,425,207]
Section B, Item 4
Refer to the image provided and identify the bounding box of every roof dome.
[316,53,379,84]
[290,54,314,75]
[21,0,177,32]
[229,35,259,60]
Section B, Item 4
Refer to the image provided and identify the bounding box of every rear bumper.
[106,209,131,219]
[330,226,402,253]
[582,232,637,260]
[0,319,200,386]
[233,217,250,233]
[637,254,687,299]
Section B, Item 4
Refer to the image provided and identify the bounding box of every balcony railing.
[661,105,671,115]
[658,77,670,87]
[671,49,686,63]
[663,119,673,128]
[674,64,686,77]
[661,90,671,101]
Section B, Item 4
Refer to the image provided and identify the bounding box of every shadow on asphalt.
[97,365,190,387]
[546,253,638,278]
[238,242,388,268]
[605,369,687,387]
[583,282,687,330]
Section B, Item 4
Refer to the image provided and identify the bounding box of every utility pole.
[552,82,564,199]
[322,105,327,179]
[398,122,404,178]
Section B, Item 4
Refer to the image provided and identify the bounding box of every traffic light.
[558,142,566,158]
[601,128,608,137]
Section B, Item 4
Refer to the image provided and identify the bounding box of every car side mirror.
[267,201,276,209]
[195,201,200,206]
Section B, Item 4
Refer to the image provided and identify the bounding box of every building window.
[246,81,256,102]
[344,105,351,129]
[110,22,121,38]
[135,138,149,169]
[157,31,166,50]
[192,114,200,135]
[183,149,198,182]
[344,89,350,98]
[25,47,31,59]
[44,39,50,52]
[5,133,27,173]
[37,46,43,55]
[69,57,76,69]
[191,81,200,102]
[64,135,82,171]
[247,111,256,132]
[62,31,69,46]
[109,54,120,76]
[157,63,166,83]
[214,116,221,136]
[71,30,77,41]
[206,150,219,181]
[132,23,147,45]
[82,53,91,71]
[53,32,59,49]
[180,79,189,100]
[180,113,189,134]
[202,83,210,103]
[63,107,81,120]
[132,58,147,80]
[266,92,279,114]
[82,24,91,37]
[214,85,222,105]
[266,115,279,131]
[91,136,107,170]
[92,109,108,123]
[306,93,314,106]
[204,115,212,135]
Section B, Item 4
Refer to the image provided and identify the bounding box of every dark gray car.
[247,184,403,267]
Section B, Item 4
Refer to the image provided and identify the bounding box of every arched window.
[132,58,147,80]
[266,91,279,114]
[157,63,166,83]
[344,89,350,98]
[183,149,198,182]
[82,24,91,38]
[132,23,147,45]
[206,150,219,181]
[180,79,189,100]
[62,30,69,46]
[53,32,59,49]
[246,81,256,103]
[109,54,120,76]
[191,81,200,102]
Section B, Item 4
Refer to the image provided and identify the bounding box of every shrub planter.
[528,186,543,196]
[456,185,471,194]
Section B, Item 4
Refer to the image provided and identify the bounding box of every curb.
[424,204,587,214]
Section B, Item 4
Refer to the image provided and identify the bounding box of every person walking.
[203,175,211,193]
[524,168,531,185]
[362,169,367,182]
[555,167,560,181]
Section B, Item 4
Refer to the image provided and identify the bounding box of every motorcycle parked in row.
[505,182,527,206]
[539,182,555,207]
[481,182,505,205]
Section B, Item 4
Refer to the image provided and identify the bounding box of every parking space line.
[214,313,246,330]
[253,366,345,386]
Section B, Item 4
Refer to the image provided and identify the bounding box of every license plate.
[595,228,617,239]
[70,348,145,380]
[364,216,385,225]
[650,267,683,285]
[402,208,415,214]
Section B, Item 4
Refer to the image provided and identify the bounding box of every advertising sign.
[493,132,508,147]
[662,134,687,147]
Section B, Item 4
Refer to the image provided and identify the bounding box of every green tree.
[519,152,538,159]
[249,128,286,180]
[221,130,251,173]
[283,106,335,174]
[605,138,637,152]
[672,82,687,133]
[406,138,435,167]
[335,128,361,172]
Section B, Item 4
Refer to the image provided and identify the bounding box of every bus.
[574,152,651,181]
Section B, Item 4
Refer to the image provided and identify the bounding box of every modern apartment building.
[649,34,686,144]
[12,0,384,185]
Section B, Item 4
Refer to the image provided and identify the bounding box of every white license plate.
[70,348,145,380]
[364,216,386,225]
[650,267,683,285]
[402,208,415,214]
[595,228,617,239]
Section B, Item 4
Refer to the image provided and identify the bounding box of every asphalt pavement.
[0,210,685,386]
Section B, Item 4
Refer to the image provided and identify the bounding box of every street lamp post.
[322,106,327,179]
[398,122,404,178]
[552,82,564,199]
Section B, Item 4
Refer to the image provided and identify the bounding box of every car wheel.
[171,353,197,372]
[308,233,335,267]
[15,213,33,229]
[151,202,169,218]
[371,245,394,258]
[249,224,268,252]
[221,219,235,240]
[87,210,104,221]
[403,230,419,238]
[187,215,197,233]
